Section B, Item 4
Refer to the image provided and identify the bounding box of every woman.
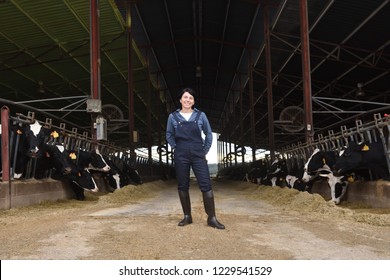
[166,88,225,229]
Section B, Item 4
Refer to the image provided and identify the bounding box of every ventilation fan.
[277,106,305,133]
[101,104,126,132]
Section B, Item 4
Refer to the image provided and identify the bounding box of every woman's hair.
[178,87,197,100]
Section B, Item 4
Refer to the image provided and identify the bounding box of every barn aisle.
[0,179,389,260]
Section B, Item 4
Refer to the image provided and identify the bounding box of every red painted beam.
[1,106,10,182]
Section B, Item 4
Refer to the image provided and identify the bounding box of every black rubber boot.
[202,190,225,229]
[178,190,192,226]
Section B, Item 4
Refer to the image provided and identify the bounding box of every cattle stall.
[217,113,390,207]
[1,107,174,209]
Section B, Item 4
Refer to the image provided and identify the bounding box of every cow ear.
[361,144,370,151]
[51,130,59,138]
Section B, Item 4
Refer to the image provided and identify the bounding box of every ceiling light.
[355,83,365,97]
[37,80,45,93]
[195,66,202,78]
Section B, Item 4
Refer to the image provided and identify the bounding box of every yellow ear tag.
[347,175,355,183]
[69,153,77,160]
[51,131,59,138]
[322,158,326,164]
[362,145,369,151]
[17,129,23,135]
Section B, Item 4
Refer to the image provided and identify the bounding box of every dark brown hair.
[178,87,197,100]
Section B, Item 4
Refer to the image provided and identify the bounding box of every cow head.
[334,141,364,175]
[67,168,99,192]
[24,121,60,157]
[285,175,307,191]
[302,148,321,182]
[39,144,72,175]
[87,148,111,172]
[122,161,142,184]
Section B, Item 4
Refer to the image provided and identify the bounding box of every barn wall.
[0,174,113,210]
[0,179,74,210]
[311,180,390,208]
[2,178,390,209]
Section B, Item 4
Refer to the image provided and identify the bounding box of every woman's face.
[180,91,195,110]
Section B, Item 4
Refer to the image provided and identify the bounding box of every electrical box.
[96,116,107,140]
[133,130,139,143]
[86,99,102,113]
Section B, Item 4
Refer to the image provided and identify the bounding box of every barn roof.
[1,0,389,152]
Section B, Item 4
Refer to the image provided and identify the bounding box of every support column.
[248,51,256,162]
[126,1,135,153]
[1,106,10,182]
[239,76,245,163]
[90,0,101,141]
[264,6,275,159]
[145,50,152,164]
[300,0,314,145]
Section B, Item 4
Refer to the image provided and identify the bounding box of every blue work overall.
[172,111,211,193]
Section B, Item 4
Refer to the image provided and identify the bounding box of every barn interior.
[0,0,389,161]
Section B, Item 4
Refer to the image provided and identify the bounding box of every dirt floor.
[0,178,390,260]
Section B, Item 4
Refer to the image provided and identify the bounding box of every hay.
[239,182,390,226]
[96,180,165,205]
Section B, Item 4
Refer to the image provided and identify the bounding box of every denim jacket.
[166,108,213,154]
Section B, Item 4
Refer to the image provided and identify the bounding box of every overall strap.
[172,112,181,124]
[194,111,202,123]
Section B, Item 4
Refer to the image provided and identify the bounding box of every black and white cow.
[264,158,288,187]
[285,175,308,191]
[21,120,100,199]
[122,160,142,185]
[246,159,269,184]
[1,122,32,179]
[302,148,349,204]
[24,120,53,157]
[33,143,72,179]
[334,141,390,181]
[44,144,99,200]
[284,156,308,191]
[102,156,130,190]
[69,148,111,173]
[33,144,98,188]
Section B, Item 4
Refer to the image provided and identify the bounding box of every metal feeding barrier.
[280,113,390,176]
[1,110,149,181]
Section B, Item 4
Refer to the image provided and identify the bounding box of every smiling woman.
[165,87,225,229]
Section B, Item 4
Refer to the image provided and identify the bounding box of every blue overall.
[172,111,211,192]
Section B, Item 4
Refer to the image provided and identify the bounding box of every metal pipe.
[299,0,314,145]
[264,5,275,159]
[1,106,10,182]
[90,0,101,100]
[126,1,135,152]
[248,51,256,162]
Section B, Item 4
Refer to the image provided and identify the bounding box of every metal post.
[299,0,314,144]
[239,77,245,163]
[126,1,135,152]
[264,5,275,159]
[248,51,256,162]
[1,106,10,182]
[145,50,153,175]
[90,0,101,142]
